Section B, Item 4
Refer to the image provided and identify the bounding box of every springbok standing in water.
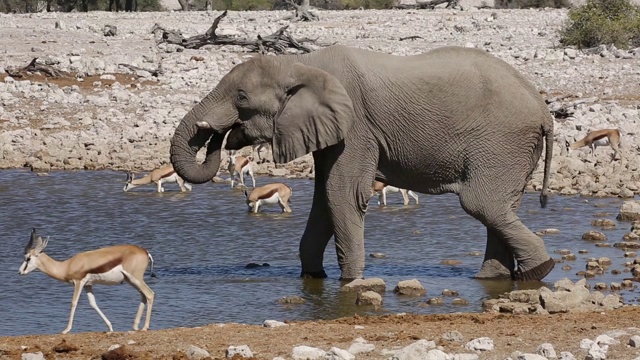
[244,183,293,213]
[228,154,256,188]
[18,228,156,334]
[124,164,192,193]
[372,180,419,206]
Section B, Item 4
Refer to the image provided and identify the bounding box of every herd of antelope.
[21,128,623,334]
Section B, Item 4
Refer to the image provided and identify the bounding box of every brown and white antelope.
[124,164,192,193]
[372,180,419,206]
[244,183,293,213]
[228,154,256,188]
[566,128,622,160]
[19,228,156,334]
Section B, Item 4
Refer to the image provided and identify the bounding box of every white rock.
[326,347,355,360]
[629,335,640,347]
[263,319,288,327]
[464,337,494,351]
[586,342,608,360]
[559,352,575,360]
[451,354,478,360]
[392,339,437,360]
[536,343,556,358]
[226,345,253,358]
[348,338,375,355]
[518,354,547,360]
[108,344,121,351]
[595,334,618,345]
[425,349,449,360]
[292,345,326,360]
[580,338,594,349]
[186,345,211,360]
[21,352,45,360]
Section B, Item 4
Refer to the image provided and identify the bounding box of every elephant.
[169,44,555,282]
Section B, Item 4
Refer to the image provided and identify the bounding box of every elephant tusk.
[195,121,213,129]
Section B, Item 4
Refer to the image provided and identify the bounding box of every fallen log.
[5,58,71,78]
[153,10,329,54]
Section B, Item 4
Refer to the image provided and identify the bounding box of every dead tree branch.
[399,35,423,41]
[395,0,459,9]
[5,58,71,78]
[153,10,327,54]
[117,63,164,77]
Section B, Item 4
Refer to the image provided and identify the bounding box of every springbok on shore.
[228,154,256,188]
[244,183,292,213]
[253,143,270,163]
[124,164,192,193]
[566,128,622,160]
[372,180,419,206]
[19,228,156,334]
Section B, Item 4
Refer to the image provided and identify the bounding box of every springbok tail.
[148,252,157,278]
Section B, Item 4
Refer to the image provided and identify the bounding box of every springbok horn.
[25,228,37,254]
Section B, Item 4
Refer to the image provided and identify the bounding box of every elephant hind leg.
[475,229,514,279]
[458,186,554,281]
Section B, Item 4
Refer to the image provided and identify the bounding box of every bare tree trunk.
[178,0,189,10]
[285,0,319,21]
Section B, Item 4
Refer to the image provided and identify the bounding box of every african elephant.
[169,45,555,282]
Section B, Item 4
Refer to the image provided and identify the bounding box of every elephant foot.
[513,257,555,281]
[300,270,327,279]
[474,259,513,280]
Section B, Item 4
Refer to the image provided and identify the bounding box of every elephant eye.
[237,90,249,104]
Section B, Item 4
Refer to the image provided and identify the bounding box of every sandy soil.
[2,307,640,359]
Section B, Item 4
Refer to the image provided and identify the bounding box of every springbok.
[228,154,256,188]
[566,128,622,160]
[244,183,292,213]
[372,180,419,206]
[124,164,192,193]
[253,143,270,163]
[19,228,156,334]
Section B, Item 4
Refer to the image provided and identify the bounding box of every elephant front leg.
[299,188,334,278]
[325,181,373,281]
[475,229,514,279]
[299,154,334,279]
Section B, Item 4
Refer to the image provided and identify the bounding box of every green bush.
[340,0,393,9]
[207,0,275,10]
[494,0,571,8]
[559,0,640,49]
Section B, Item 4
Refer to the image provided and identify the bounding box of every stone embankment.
[1,8,640,196]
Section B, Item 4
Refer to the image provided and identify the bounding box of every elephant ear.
[272,63,355,164]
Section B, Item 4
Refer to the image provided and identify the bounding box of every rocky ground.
[3,6,640,360]
[1,7,640,196]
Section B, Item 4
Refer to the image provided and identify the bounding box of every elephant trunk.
[170,102,231,184]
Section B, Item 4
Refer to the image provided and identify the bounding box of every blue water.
[0,169,635,336]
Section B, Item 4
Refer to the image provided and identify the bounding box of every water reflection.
[0,169,637,336]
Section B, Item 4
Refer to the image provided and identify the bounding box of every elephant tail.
[540,124,553,208]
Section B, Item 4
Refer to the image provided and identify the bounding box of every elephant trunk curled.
[170,110,226,185]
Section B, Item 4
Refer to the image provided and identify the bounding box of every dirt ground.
[2,307,640,359]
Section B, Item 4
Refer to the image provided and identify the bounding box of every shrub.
[494,0,571,8]
[559,0,640,49]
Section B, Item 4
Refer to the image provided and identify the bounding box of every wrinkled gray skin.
[170,45,555,282]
